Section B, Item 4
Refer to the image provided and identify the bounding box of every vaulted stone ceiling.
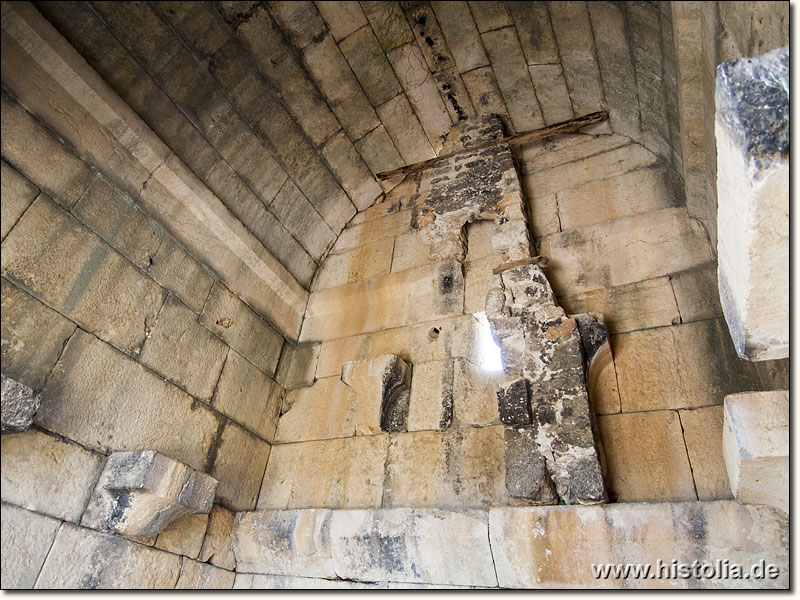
[35,1,682,290]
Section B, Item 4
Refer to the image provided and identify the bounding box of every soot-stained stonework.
[1,374,40,434]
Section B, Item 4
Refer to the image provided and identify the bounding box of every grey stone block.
[496,378,531,427]
[504,427,558,503]
[1,375,40,434]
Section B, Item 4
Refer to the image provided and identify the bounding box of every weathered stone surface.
[0,160,38,240]
[198,504,236,571]
[246,574,375,589]
[82,450,217,539]
[140,296,228,400]
[431,1,488,73]
[504,427,558,504]
[452,358,503,427]
[470,1,512,32]
[1,93,94,210]
[408,359,453,431]
[146,236,215,314]
[508,2,558,65]
[315,1,367,41]
[199,282,284,376]
[1,503,61,589]
[354,124,405,186]
[1,374,40,434]
[341,354,412,434]
[318,130,382,211]
[211,422,271,511]
[213,350,283,442]
[403,2,455,73]
[155,513,209,559]
[270,180,336,262]
[301,261,465,342]
[377,93,437,164]
[175,557,235,589]
[258,435,388,510]
[362,2,415,52]
[275,342,320,391]
[573,312,619,416]
[1,196,166,355]
[715,46,788,361]
[313,238,394,291]
[490,501,788,588]
[1,428,104,522]
[334,208,411,252]
[723,391,788,514]
[276,377,359,442]
[496,378,531,427]
[36,522,182,589]
[38,330,219,470]
[671,266,724,323]
[528,64,574,125]
[266,1,326,49]
[679,406,733,501]
[384,427,506,509]
[72,177,163,271]
[597,411,696,503]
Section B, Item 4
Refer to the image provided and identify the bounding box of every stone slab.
[312,238,394,292]
[0,160,38,240]
[408,359,454,431]
[198,504,236,571]
[1,374,40,434]
[155,513,209,559]
[679,406,733,501]
[275,343,320,391]
[211,422,271,511]
[1,503,61,589]
[146,235,215,314]
[175,557,235,589]
[671,266,724,323]
[276,377,359,443]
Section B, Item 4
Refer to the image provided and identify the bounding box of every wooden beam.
[377,110,608,180]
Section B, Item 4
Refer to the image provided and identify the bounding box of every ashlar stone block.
[1,503,62,589]
[341,354,412,434]
[1,374,40,434]
[82,450,218,540]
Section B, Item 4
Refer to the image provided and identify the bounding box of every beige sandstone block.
[312,237,394,291]
[559,277,680,335]
[384,426,506,509]
[1,160,38,240]
[679,406,733,501]
[301,261,465,341]
[431,1,489,73]
[318,130,382,211]
[723,391,788,514]
[490,501,788,588]
[528,64,574,125]
[213,350,283,442]
[341,354,411,434]
[233,574,254,588]
[377,93,437,164]
[270,180,336,261]
[36,522,182,589]
[315,1,367,42]
[469,1,512,32]
[0,279,77,390]
[146,236,215,314]
[198,504,236,571]
[390,231,435,273]
[452,358,502,427]
[671,266,724,323]
[155,513,210,559]
[276,377,358,443]
[275,343,320,390]
[1,429,104,522]
[199,282,284,376]
[522,189,560,239]
[175,558,235,589]
[408,360,454,431]
[517,133,631,175]
[140,295,228,400]
[597,411,696,503]
[211,422,271,511]
[403,2,455,73]
[353,125,405,186]
[39,330,218,470]
[538,207,714,298]
[1,504,61,589]
[464,254,505,314]
[333,208,411,252]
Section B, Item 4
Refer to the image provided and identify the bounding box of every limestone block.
[431,1,489,73]
[199,282,284,376]
[461,68,512,127]
[266,1,326,49]
[521,188,559,239]
[198,504,236,571]
[361,2,415,52]
[377,93,437,164]
[340,25,402,107]
[258,435,388,510]
[723,391,788,514]
[147,235,215,314]
[403,2,454,73]
[155,2,229,59]
[528,64,574,125]
[36,522,182,589]
[314,1,367,41]
[489,501,788,588]
[1,428,104,522]
[312,238,394,291]
[354,125,405,186]
[469,1,511,32]
[538,207,714,298]
[269,180,336,262]
[559,277,680,335]
[464,254,507,314]
[233,574,254,588]
[504,427,558,504]
[452,358,503,427]
[248,574,375,589]
[1,503,61,589]
[679,406,733,501]
[316,314,482,380]
[175,558,235,589]
[213,350,283,442]
[508,2,558,65]
[276,377,359,442]
[435,66,478,122]
[518,133,630,176]
[211,422,271,511]
[1,375,40,434]
[671,266,724,323]
[328,508,497,587]
[1,196,166,355]
[482,27,544,132]
[82,450,217,539]
[155,512,209,559]
[597,411,696,503]
[341,354,412,433]
[384,427,506,508]
[715,46,788,361]
[72,177,163,271]
[0,160,38,240]
[140,296,228,400]
[573,312,620,416]
[275,343,320,390]
[233,509,336,578]
[0,93,94,210]
[318,130,382,211]
[301,261,465,342]
[390,231,435,274]
[333,208,411,252]
[38,330,219,469]
[408,360,453,431]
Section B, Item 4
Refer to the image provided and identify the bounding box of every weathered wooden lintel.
[376,111,609,180]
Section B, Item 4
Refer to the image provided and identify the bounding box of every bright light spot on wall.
[475,311,504,372]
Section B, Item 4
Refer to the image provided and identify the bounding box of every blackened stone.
[497,378,531,426]
[504,427,558,503]
[1,374,40,434]
[563,456,608,505]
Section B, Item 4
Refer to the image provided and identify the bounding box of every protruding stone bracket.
[1,374,40,434]
[341,354,412,433]
[82,450,218,539]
